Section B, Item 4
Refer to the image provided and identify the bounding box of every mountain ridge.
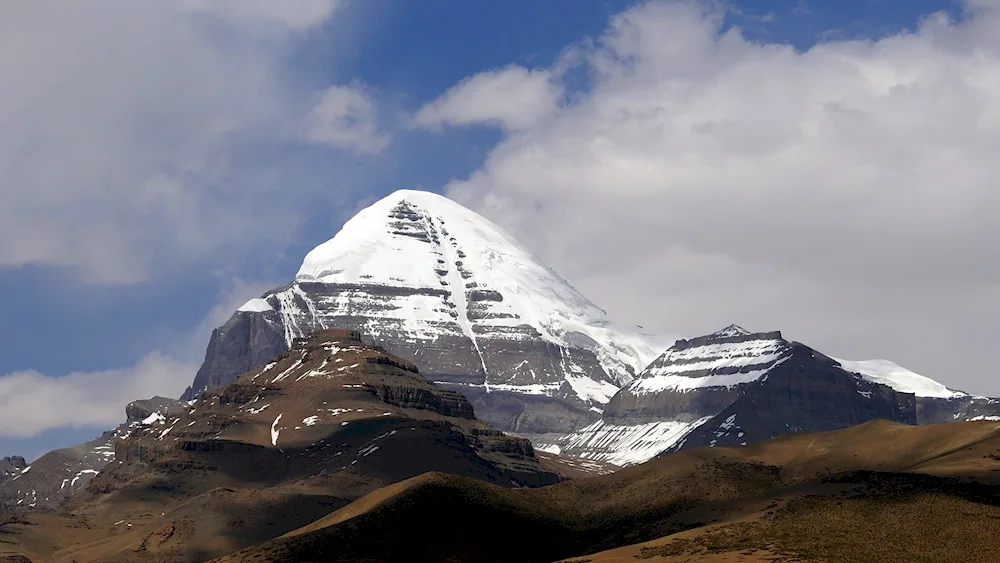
[543,324,1000,465]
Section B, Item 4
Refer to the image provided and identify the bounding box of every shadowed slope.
[219,419,1000,562]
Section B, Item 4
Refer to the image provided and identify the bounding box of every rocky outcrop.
[125,396,188,423]
[0,457,28,506]
[607,326,790,425]
[88,329,562,504]
[179,190,670,437]
[0,396,192,512]
[181,308,286,400]
[0,457,27,481]
[366,383,476,419]
[0,430,119,510]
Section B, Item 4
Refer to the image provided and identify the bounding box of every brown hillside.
[0,329,584,563]
[220,419,1000,562]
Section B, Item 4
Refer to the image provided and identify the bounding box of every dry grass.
[639,472,1000,563]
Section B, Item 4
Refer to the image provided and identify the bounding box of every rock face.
[183,306,287,399]
[831,357,1000,425]
[0,457,27,481]
[0,431,118,510]
[181,190,673,437]
[542,326,919,465]
[0,456,28,505]
[661,343,916,452]
[0,397,188,512]
[89,329,562,504]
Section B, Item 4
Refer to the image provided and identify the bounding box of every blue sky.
[2,0,992,461]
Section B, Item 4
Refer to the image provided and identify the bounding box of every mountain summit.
[183,190,674,438]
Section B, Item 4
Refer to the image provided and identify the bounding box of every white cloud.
[0,1,367,285]
[0,276,280,439]
[303,84,391,154]
[0,353,196,438]
[172,0,342,30]
[439,0,1000,395]
[413,64,562,131]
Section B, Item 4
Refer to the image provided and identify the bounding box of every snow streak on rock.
[539,416,714,466]
[628,326,790,394]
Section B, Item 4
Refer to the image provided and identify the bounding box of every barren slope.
[221,419,1000,562]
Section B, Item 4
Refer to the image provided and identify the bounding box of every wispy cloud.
[302,83,392,154]
[413,64,563,131]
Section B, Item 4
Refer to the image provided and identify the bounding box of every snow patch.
[238,298,273,313]
[565,374,620,405]
[141,412,165,425]
[270,413,283,446]
[834,358,967,399]
[70,469,99,488]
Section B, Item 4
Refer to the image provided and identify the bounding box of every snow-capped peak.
[710,324,751,338]
[288,189,674,394]
[832,357,967,399]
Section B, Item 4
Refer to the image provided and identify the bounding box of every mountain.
[181,189,674,438]
[0,397,188,511]
[5,415,1000,561]
[833,357,1000,424]
[539,325,933,465]
[0,329,584,562]
[211,419,1000,562]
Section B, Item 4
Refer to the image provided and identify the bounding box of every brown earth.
[220,418,1000,562]
[0,329,596,563]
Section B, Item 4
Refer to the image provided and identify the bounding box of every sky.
[2,0,997,460]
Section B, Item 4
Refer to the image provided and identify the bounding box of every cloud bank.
[422,0,1000,394]
[0,0,386,285]
[0,353,196,438]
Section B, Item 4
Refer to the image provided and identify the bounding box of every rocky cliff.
[0,457,26,481]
